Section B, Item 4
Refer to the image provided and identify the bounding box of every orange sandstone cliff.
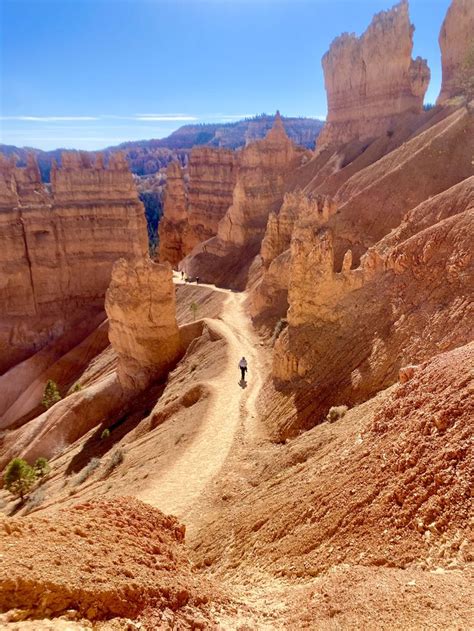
[0,151,147,375]
[158,147,237,266]
[248,0,474,438]
[182,113,306,288]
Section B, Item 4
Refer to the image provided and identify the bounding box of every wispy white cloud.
[1,116,100,122]
[134,115,199,121]
[1,114,200,123]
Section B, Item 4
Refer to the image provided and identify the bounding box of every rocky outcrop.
[260,192,336,267]
[251,103,473,327]
[0,498,213,623]
[327,105,474,269]
[272,177,474,432]
[251,192,336,321]
[437,0,474,104]
[217,113,301,247]
[158,148,237,267]
[0,258,203,467]
[183,113,305,288]
[0,151,147,375]
[105,258,181,389]
[317,0,430,147]
[186,146,237,248]
[158,161,188,266]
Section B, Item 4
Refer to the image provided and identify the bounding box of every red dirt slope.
[0,498,214,624]
[194,343,473,577]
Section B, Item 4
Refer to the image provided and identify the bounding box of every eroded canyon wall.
[271,177,473,435]
[158,147,237,266]
[317,0,430,147]
[250,0,474,438]
[0,152,147,374]
[183,113,306,288]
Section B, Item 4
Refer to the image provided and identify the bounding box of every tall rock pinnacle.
[437,0,474,104]
[317,0,430,147]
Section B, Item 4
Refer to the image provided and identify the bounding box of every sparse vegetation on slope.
[42,379,62,410]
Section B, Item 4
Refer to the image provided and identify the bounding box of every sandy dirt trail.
[137,281,265,520]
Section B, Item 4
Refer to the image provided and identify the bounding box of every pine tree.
[4,458,36,501]
[34,457,50,478]
[42,379,61,409]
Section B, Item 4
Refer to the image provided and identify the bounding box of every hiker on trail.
[239,356,248,382]
[181,270,184,280]
[196,276,200,284]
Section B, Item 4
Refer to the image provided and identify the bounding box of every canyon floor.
[1,274,472,630]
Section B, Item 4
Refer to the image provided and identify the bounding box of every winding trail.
[137,280,265,519]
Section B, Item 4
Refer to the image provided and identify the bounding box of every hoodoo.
[105,258,182,390]
[317,0,430,147]
[182,112,305,287]
[158,147,237,266]
[158,160,188,266]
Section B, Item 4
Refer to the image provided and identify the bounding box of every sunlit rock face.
[158,161,188,267]
[273,178,474,429]
[186,146,237,249]
[105,258,181,390]
[437,0,474,104]
[182,113,306,288]
[250,192,336,322]
[216,113,301,248]
[158,148,237,267]
[317,0,430,147]
[0,151,147,374]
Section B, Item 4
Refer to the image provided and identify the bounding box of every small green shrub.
[4,458,36,501]
[34,457,50,478]
[326,405,348,423]
[42,379,61,409]
[101,428,111,440]
[75,457,101,485]
[73,383,82,392]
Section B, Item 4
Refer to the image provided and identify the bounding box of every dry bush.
[326,405,348,423]
[75,457,101,485]
[103,449,125,478]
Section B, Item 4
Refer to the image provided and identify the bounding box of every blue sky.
[1,0,451,151]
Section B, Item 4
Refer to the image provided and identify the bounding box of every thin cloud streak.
[134,115,199,121]
[1,116,100,122]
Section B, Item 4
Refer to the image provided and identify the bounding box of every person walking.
[239,356,248,382]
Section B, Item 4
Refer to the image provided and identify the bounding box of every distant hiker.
[239,356,248,382]
[181,270,184,280]
[196,276,200,284]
